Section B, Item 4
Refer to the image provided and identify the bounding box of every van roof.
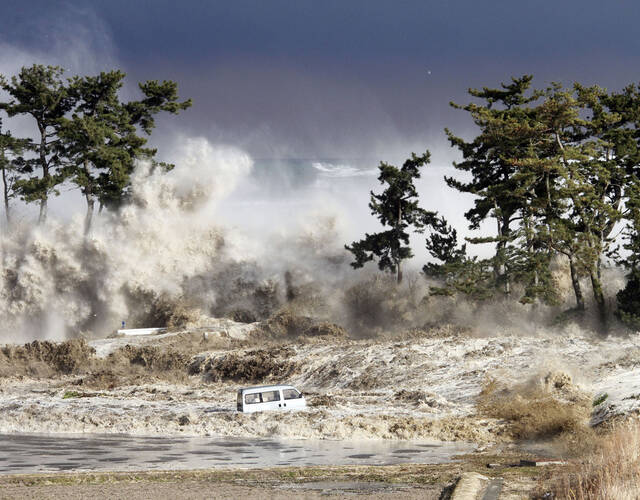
[239,384,297,393]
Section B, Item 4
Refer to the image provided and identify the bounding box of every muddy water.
[0,433,473,473]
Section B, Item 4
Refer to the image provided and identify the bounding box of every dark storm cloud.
[2,0,640,158]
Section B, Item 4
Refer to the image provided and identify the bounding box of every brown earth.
[0,459,550,500]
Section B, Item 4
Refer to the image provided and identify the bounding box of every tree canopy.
[348,75,640,331]
[345,151,437,283]
[0,64,191,230]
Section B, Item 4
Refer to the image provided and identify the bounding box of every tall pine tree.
[0,119,32,226]
[0,65,75,223]
[346,151,437,284]
[59,71,191,234]
[445,76,543,295]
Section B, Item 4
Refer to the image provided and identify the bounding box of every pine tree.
[604,83,640,325]
[346,151,437,284]
[505,82,632,325]
[441,77,631,319]
[546,84,629,324]
[1,66,191,230]
[59,71,191,234]
[445,76,543,295]
[0,119,32,226]
[0,65,75,223]
[423,216,496,300]
[616,180,640,327]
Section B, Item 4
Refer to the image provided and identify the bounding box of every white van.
[237,385,307,413]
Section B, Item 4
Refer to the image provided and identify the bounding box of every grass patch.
[0,453,552,497]
[593,393,608,407]
[0,464,458,487]
[477,375,593,452]
[62,390,107,399]
[537,420,640,499]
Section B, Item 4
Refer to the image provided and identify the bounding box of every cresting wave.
[0,137,389,343]
[0,132,627,345]
[311,161,377,178]
[0,138,256,342]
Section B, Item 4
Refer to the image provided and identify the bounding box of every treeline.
[0,64,191,233]
[347,76,640,329]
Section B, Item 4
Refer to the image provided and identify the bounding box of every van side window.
[245,393,261,404]
[261,390,281,402]
[283,388,301,400]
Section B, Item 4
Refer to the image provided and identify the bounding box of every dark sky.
[2,0,640,160]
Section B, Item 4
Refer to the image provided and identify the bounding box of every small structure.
[116,327,166,337]
[237,385,306,413]
[519,459,566,467]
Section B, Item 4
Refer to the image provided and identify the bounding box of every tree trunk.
[501,223,511,295]
[497,222,511,294]
[524,213,539,290]
[396,201,403,284]
[1,162,9,227]
[83,162,95,236]
[494,202,510,294]
[38,199,47,224]
[84,194,95,236]
[589,264,607,330]
[38,127,49,224]
[569,256,585,311]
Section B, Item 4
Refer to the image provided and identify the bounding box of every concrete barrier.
[451,472,489,500]
[116,327,166,336]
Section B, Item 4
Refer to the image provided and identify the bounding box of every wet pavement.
[0,433,474,473]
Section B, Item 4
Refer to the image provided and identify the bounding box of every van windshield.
[283,388,301,400]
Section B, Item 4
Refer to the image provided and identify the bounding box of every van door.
[259,390,282,411]
[243,391,262,413]
[282,388,306,410]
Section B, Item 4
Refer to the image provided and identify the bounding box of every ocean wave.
[311,162,377,178]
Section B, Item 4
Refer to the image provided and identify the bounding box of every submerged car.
[237,384,307,413]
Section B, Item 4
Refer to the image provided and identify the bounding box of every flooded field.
[0,433,473,473]
[2,324,639,446]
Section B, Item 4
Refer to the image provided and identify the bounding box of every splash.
[0,132,629,344]
[0,138,253,342]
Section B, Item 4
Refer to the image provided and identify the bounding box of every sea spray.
[0,138,253,341]
[0,133,626,343]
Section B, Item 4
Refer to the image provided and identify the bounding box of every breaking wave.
[0,138,255,342]
[311,161,377,178]
[0,133,630,350]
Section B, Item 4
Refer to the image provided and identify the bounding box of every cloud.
[0,5,118,140]
[0,4,117,76]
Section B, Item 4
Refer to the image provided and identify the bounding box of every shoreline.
[0,455,556,499]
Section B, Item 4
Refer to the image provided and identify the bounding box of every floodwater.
[0,433,474,473]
